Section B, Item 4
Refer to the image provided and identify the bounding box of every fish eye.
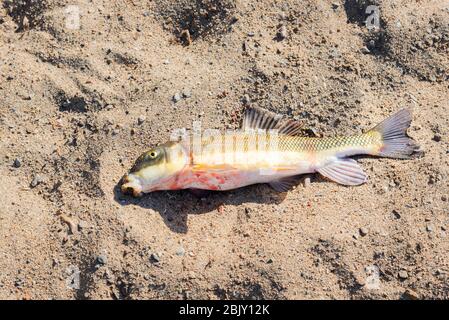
[148,150,158,159]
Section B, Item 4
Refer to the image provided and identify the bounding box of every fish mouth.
[121,174,143,197]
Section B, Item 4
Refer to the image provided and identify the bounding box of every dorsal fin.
[243,107,283,131]
[242,107,303,136]
[277,119,303,136]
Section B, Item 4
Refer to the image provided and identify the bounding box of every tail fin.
[369,108,420,159]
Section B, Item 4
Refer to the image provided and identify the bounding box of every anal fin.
[317,158,367,186]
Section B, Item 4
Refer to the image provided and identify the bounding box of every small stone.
[403,289,419,300]
[391,210,401,220]
[360,46,371,54]
[432,135,441,142]
[426,225,433,232]
[398,270,408,280]
[30,175,44,188]
[182,89,192,98]
[175,246,185,256]
[150,253,161,263]
[441,195,447,202]
[247,32,255,37]
[173,93,182,103]
[359,227,369,237]
[163,59,170,65]
[331,2,340,9]
[13,158,22,168]
[78,220,89,231]
[241,94,250,105]
[96,254,108,265]
[303,176,311,188]
[137,115,146,125]
[266,258,274,264]
[277,25,288,40]
[304,128,320,137]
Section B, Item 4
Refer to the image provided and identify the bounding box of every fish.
[121,107,420,197]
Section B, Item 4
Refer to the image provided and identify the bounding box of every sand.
[0,0,448,299]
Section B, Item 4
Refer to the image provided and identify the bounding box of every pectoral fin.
[268,176,302,192]
[317,158,367,186]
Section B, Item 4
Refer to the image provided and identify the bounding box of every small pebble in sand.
[359,227,369,237]
[57,213,77,235]
[403,289,419,300]
[175,246,185,256]
[173,93,182,103]
[78,220,89,231]
[137,115,146,125]
[96,254,108,265]
[182,89,192,98]
[303,176,311,188]
[277,25,288,40]
[150,253,161,263]
[432,135,441,142]
[241,94,250,105]
[398,270,408,280]
[30,175,44,188]
[360,46,371,54]
[331,3,340,9]
[13,158,22,168]
[391,210,401,220]
[426,225,433,232]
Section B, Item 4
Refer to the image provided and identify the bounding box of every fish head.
[121,141,188,196]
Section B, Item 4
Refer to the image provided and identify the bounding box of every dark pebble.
[432,135,441,142]
[13,158,22,168]
[150,253,161,263]
[391,210,401,219]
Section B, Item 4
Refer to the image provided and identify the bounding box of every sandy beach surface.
[0,0,448,299]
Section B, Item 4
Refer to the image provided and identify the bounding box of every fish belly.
[186,149,313,191]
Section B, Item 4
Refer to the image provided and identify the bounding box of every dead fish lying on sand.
[121,107,419,197]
